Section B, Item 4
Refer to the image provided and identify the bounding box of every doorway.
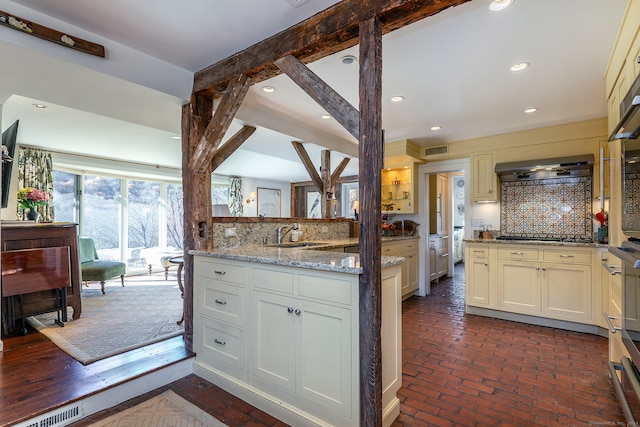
[418,159,470,297]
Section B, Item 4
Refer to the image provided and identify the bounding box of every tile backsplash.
[500,176,592,240]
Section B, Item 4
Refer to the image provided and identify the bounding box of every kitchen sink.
[267,242,326,248]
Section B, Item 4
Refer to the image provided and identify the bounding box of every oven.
[609,241,640,424]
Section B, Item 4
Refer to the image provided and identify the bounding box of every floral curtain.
[228,177,243,217]
[16,147,54,222]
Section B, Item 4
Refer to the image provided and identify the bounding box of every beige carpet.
[89,390,227,426]
[26,283,184,364]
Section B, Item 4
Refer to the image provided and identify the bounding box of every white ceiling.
[0,0,629,183]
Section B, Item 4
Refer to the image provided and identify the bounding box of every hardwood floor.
[1,263,628,426]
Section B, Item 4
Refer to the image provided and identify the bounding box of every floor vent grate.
[14,403,83,427]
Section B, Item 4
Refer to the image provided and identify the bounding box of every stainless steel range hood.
[495,154,594,181]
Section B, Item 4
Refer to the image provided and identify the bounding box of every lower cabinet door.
[541,264,592,322]
[252,291,296,394]
[296,299,352,417]
[497,260,540,313]
[467,258,490,306]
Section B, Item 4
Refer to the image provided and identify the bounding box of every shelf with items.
[381,163,418,214]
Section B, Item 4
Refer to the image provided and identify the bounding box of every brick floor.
[75,263,626,426]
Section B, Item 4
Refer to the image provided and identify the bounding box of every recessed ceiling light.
[341,55,357,65]
[391,96,404,102]
[489,0,513,11]
[321,114,332,120]
[510,62,529,71]
[262,86,275,93]
[32,103,46,108]
[524,107,537,114]
[430,126,442,131]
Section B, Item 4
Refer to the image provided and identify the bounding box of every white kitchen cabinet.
[471,151,498,202]
[252,290,352,417]
[383,238,419,299]
[466,243,600,326]
[193,259,248,381]
[193,255,402,427]
[465,244,491,306]
[497,259,540,314]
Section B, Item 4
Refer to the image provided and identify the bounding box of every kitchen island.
[465,238,608,333]
[189,244,405,427]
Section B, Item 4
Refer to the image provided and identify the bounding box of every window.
[52,170,78,223]
[53,169,184,267]
[342,182,359,218]
[127,180,160,268]
[82,175,122,261]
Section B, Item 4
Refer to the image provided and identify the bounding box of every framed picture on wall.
[307,191,321,218]
[257,187,281,217]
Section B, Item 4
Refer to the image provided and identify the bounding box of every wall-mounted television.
[2,120,19,208]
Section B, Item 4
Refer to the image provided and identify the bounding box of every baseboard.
[465,306,603,335]
[382,397,400,427]
[193,361,336,427]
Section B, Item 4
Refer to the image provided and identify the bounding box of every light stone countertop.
[464,238,607,248]
[189,235,418,274]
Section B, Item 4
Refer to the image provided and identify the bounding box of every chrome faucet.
[277,223,299,245]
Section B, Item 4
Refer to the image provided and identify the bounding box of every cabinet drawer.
[200,280,244,325]
[197,316,244,373]
[382,243,398,255]
[299,273,352,305]
[542,249,591,264]
[199,260,245,285]
[395,240,418,253]
[253,267,294,294]
[497,247,538,261]
[469,246,490,259]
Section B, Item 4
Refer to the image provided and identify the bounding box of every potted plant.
[17,187,48,222]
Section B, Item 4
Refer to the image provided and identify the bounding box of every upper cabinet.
[383,140,423,214]
[382,164,418,214]
[471,150,499,202]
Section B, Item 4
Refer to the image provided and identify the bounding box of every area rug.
[26,284,184,364]
[88,390,227,427]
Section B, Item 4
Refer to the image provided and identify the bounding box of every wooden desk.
[1,223,81,336]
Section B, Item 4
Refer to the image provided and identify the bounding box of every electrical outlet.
[225,227,237,237]
[471,217,484,227]
[321,226,329,233]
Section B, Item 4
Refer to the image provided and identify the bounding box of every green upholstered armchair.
[79,237,126,294]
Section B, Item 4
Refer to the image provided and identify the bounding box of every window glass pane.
[52,170,77,223]
[83,175,121,261]
[127,180,159,268]
[342,182,359,218]
[211,184,229,205]
[167,183,183,250]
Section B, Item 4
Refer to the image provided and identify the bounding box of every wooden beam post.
[321,150,331,218]
[358,16,383,427]
[181,94,214,352]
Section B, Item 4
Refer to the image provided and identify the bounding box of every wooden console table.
[1,223,82,336]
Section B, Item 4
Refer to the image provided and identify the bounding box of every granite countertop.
[190,235,418,274]
[464,238,606,248]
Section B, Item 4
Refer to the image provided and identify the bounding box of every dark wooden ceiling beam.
[275,55,359,140]
[192,74,251,173]
[291,141,323,190]
[211,125,256,171]
[193,0,471,97]
[331,157,351,185]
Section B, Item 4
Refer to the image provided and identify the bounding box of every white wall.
[240,177,291,218]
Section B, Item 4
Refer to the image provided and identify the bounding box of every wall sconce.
[245,191,256,204]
